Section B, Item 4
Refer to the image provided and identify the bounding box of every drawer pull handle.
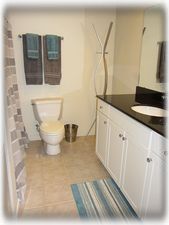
[119,134,123,138]
[147,158,152,163]
[100,106,103,109]
[104,121,107,124]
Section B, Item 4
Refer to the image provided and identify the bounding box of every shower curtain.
[4,18,29,203]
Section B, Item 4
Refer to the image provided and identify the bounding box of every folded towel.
[23,34,43,84]
[25,33,39,59]
[46,35,60,60]
[43,35,62,85]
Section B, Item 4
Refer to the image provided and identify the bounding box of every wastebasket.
[64,124,78,142]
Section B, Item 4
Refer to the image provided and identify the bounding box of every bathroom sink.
[131,105,167,117]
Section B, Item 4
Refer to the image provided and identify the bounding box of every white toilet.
[31,97,64,155]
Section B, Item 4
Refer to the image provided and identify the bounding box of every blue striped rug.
[71,178,139,220]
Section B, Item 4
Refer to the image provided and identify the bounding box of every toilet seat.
[40,121,64,135]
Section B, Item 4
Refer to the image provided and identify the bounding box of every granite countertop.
[97,94,166,137]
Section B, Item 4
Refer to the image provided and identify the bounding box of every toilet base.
[44,142,61,155]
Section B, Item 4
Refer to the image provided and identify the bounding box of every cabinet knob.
[147,158,152,163]
[163,151,168,156]
[119,134,123,138]
[122,137,127,141]
[104,121,107,124]
[100,106,103,109]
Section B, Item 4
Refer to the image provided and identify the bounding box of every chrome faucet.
[162,94,166,100]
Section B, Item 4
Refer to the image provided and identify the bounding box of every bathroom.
[3,3,167,222]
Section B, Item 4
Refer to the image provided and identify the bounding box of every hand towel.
[46,35,60,60]
[23,34,43,85]
[157,41,166,83]
[25,33,39,59]
[43,35,62,85]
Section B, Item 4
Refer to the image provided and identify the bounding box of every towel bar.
[18,34,64,40]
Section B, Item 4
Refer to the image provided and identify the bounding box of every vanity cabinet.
[143,152,166,218]
[96,110,108,166]
[121,134,149,215]
[96,98,167,219]
[140,132,167,218]
[107,121,125,187]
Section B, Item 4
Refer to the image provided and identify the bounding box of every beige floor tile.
[43,162,66,171]
[22,206,45,217]
[65,164,92,180]
[63,156,86,168]
[27,178,44,190]
[23,135,111,217]
[27,163,43,174]
[42,158,64,168]
[26,164,43,184]
[91,167,111,180]
[42,172,68,186]
[22,203,79,219]
[44,201,79,218]
[24,188,44,209]
[67,176,97,185]
[42,161,65,171]
[44,183,74,205]
[25,158,43,170]
[26,141,44,155]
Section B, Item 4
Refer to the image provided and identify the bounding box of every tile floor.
[22,135,110,219]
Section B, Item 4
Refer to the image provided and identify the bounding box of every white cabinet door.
[121,134,149,216]
[96,111,108,166]
[107,121,125,187]
[144,152,166,218]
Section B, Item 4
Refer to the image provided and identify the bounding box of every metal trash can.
[64,124,78,142]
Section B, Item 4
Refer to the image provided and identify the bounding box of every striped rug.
[71,178,139,220]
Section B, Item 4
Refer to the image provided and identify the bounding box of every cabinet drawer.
[151,131,167,160]
[97,99,109,116]
[109,106,152,149]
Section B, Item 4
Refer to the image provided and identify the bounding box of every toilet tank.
[31,97,63,123]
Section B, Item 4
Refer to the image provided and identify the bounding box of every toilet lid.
[40,121,64,134]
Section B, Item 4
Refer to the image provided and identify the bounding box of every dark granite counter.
[97,94,166,137]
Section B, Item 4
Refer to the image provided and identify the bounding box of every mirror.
[139,5,166,92]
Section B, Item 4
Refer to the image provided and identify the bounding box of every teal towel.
[26,33,39,59]
[46,35,60,60]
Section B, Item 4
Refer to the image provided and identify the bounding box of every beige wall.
[139,6,165,92]
[112,9,144,94]
[7,9,86,140]
[7,8,116,140]
[7,8,144,140]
